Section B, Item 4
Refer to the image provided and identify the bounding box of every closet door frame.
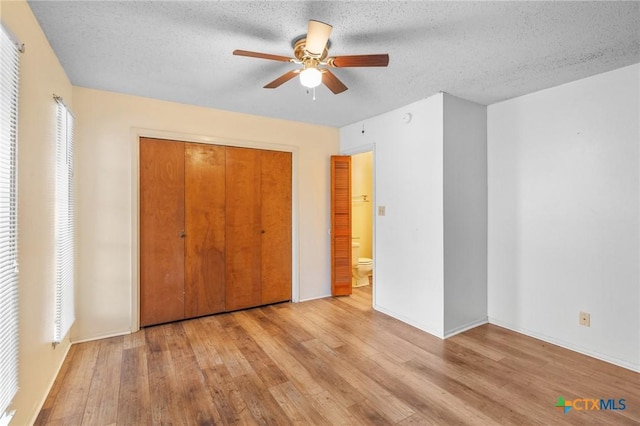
[131,129,299,331]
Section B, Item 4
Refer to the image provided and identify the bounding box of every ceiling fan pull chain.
[313,87,316,101]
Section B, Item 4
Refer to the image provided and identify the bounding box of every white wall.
[3,1,74,424]
[488,64,640,371]
[341,95,445,336]
[341,93,488,338]
[443,93,488,336]
[72,87,339,341]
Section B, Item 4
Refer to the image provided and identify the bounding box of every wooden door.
[184,143,226,317]
[260,150,292,304]
[225,147,262,311]
[140,138,185,326]
[331,156,352,296]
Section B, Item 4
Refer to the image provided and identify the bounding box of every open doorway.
[350,151,374,306]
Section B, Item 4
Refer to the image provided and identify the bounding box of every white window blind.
[54,97,74,343]
[0,25,20,419]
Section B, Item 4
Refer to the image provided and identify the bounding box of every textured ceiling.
[28,1,640,127]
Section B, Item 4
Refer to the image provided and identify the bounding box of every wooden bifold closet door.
[225,147,292,311]
[184,143,226,318]
[140,138,186,326]
[259,150,293,305]
[225,147,262,311]
[140,138,291,327]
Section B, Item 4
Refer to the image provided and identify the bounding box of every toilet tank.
[351,242,360,266]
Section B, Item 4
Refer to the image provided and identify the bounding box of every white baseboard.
[489,317,640,373]
[374,304,444,339]
[298,293,331,303]
[28,341,72,425]
[71,329,132,344]
[443,317,489,339]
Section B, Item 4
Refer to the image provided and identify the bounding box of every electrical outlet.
[579,312,590,327]
[378,206,386,216]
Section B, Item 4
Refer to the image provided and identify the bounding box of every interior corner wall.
[443,93,488,336]
[4,1,74,424]
[72,87,339,342]
[340,94,445,337]
[488,64,640,371]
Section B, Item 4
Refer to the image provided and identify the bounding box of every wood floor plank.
[276,304,345,349]
[396,412,438,425]
[47,340,101,423]
[116,346,151,426]
[37,286,640,426]
[261,304,316,343]
[82,336,124,425]
[144,325,187,424]
[232,310,325,398]
[206,315,256,378]
[277,335,366,409]
[348,398,394,425]
[298,301,381,358]
[303,338,415,423]
[311,390,363,425]
[163,322,223,425]
[220,313,289,388]
[122,328,146,350]
[313,297,424,363]
[268,381,331,425]
[201,365,257,425]
[241,310,367,411]
[231,371,291,425]
[182,317,224,370]
[34,345,80,426]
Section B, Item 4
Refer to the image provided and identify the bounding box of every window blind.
[0,25,20,419]
[54,97,74,343]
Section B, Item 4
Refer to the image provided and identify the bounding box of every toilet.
[351,242,373,287]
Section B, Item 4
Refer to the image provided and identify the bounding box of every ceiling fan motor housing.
[293,38,329,62]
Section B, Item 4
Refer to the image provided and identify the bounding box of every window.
[0,24,20,420]
[53,97,74,343]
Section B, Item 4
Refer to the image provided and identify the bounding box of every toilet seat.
[358,258,373,265]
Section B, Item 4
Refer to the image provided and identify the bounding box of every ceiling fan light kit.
[299,67,322,88]
[233,19,389,95]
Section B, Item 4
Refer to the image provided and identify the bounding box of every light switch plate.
[378,206,386,216]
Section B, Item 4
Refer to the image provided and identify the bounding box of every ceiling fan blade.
[322,70,348,94]
[328,54,389,67]
[233,49,293,62]
[305,20,332,55]
[264,70,299,89]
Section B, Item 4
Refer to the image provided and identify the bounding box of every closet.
[139,138,291,327]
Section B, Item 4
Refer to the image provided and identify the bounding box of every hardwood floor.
[36,286,639,425]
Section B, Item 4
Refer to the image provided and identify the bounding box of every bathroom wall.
[351,151,373,259]
[488,64,640,371]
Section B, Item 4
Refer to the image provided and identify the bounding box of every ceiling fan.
[233,20,389,94]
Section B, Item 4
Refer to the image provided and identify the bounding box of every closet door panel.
[140,137,185,326]
[225,147,262,311]
[260,150,292,304]
[185,143,226,318]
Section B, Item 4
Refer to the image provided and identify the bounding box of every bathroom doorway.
[350,151,374,306]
